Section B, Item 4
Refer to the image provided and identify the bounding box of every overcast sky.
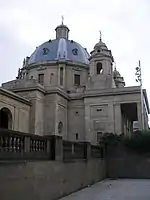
[0,0,150,100]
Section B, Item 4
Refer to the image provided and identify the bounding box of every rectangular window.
[76,133,79,140]
[38,74,44,85]
[50,73,53,84]
[97,132,102,144]
[60,67,63,85]
[74,74,80,86]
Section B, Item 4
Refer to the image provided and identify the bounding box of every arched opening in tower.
[97,62,103,74]
[0,107,12,129]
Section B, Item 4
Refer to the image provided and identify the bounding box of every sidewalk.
[60,179,150,200]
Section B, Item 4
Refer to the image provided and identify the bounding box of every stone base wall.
[106,145,150,179]
[107,156,150,179]
[0,159,106,200]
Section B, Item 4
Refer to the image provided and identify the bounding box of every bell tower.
[87,32,115,89]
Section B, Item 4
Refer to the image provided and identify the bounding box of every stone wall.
[0,89,30,133]
[16,90,45,135]
[68,99,85,141]
[106,145,150,179]
[0,159,106,200]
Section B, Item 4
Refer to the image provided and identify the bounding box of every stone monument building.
[0,22,149,144]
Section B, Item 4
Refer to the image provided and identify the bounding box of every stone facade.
[0,22,149,144]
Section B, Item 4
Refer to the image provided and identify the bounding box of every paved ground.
[60,179,150,200]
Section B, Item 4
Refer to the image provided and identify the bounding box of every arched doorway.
[0,107,12,129]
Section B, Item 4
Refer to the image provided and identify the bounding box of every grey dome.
[94,40,108,50]
[28,38,90,65]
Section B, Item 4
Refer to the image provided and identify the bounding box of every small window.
[76,133,79,140]
[97,108,102,112]
[38,74,44,85]
[58,122,63,134]
[97,132,102,144]
[97,62,103,74]
[31,76,33,79]
[75,111,79,115]
[42,48,49,55]
[74,74,80,86]
[50,73,54,84]
[60,67,63,85]
[72,48,78,55]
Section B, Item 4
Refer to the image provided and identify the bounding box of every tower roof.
[94,31,108,50]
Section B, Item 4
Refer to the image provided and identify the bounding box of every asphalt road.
[60,179,150,200]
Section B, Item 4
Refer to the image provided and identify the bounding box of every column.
[114,103,122,134]
[84,103,91,142]
[137,102,142,130]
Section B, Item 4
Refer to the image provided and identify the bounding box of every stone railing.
[0,129,50,160]
[0,129,105,161]
[63,141,87,160]
[91,145,104,159]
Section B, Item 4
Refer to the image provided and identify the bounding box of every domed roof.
[94,40,108,50]
[94,31,108,50]
[28,39,90,65]
[28,23,90,66]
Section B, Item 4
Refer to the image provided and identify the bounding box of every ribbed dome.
[28,38,90,66]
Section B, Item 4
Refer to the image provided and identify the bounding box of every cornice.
[0,88,31,106]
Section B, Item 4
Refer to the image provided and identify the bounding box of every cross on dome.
[99,30,102,41]
[61,15,64,25]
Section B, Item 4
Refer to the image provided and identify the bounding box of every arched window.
[58,122,63,134]
[96,62,103,74]
[50,73,54,84]
[76,133,79,140]
[0,107,12,129]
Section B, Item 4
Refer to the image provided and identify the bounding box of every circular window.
[72,48,78,56]
[42,48,49,55]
